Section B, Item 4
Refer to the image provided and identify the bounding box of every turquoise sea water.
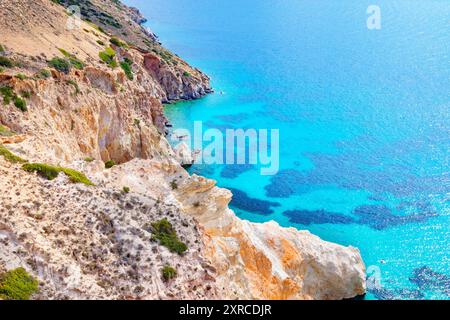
[124,0,450,299]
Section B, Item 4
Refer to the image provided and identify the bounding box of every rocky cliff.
[0,0,366,300]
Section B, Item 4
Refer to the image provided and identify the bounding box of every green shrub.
[0,67,4,73]
[170,180,178,190]
[99,47,117,68]
[0,144,27,163]
[22,163,60,180]
[162,266,177,281]
[183,71,191,77]
[0,56,13,68]
[59,167,95,186]
[48,57,71,74]
[120,59,133,80]
[20,91,31,99]
[37,69,51,79]
[0,268,39,300]
[84,157,94,162]
[14,97,27,112]
[0,44,4,53]
[123,186,130,193]
[0,86,15,105]
[22,163,94,186]
[0,86,27,111]
[151,218,188,255]
[110,37,126,48]
[96,40,105,46]
[66,79,80,95]
[58,49,85,70]
[15,73,27,80]
[105,160,116,169]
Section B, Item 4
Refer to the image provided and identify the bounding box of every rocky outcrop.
[174,175,366,300]
[173,142,194,167]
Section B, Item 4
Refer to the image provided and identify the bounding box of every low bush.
[99,47,118,68]
[123,186,130,193]
[0,268,39,300]
[120,59,133,80]
[162,266,177,281]
[0,86,14,105]
[22,163,94,186]
[151,218,188,255]
[36,69,51,79]
[48,57,71,74]
[58,49,85,70]
[59,167,95,186]
[14,97,27,112]
[105,160,116,169]
[0,56,13,68]
[0,144,27,163]
[110,37,127,48]
[15,73,27,80]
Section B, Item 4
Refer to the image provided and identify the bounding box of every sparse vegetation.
[22,163,94,186]
[0,56,13,68]
[66,79,80,95]
[105,160,116,169]
[0,144,27,163]
[58,48,85,70]
[20,91,31,99]
[96,40,105,46]
[14,96,27,112]
[59,167,95,185]
[36,69,51,79]
[22,163,60,180]
[151,218,188,255]
[48,57,71,74]
[110,37,127,48]
[0,86,15,105]
[123,186,130,193]
[15,73,27,80]
[0,86,28,111]
[183,71,191,77]
[162,265,177,281]
[0,124,15,137]
[84,157,94,162]
[0,268,39,300]
[99,47,118,68]
[0,44,4,53]
[170,180,178,190]
[120,58,133,80]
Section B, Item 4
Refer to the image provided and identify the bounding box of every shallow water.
[124,0,450,299]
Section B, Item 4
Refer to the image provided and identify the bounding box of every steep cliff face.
[174,175,366,300]
[0,0,366,300]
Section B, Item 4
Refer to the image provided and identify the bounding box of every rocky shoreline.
[0,0,366,300]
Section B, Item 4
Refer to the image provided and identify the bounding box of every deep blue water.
[124,0,450,300]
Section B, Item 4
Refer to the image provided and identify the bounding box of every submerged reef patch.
[282,204,438,230]
[228,188,281,215]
